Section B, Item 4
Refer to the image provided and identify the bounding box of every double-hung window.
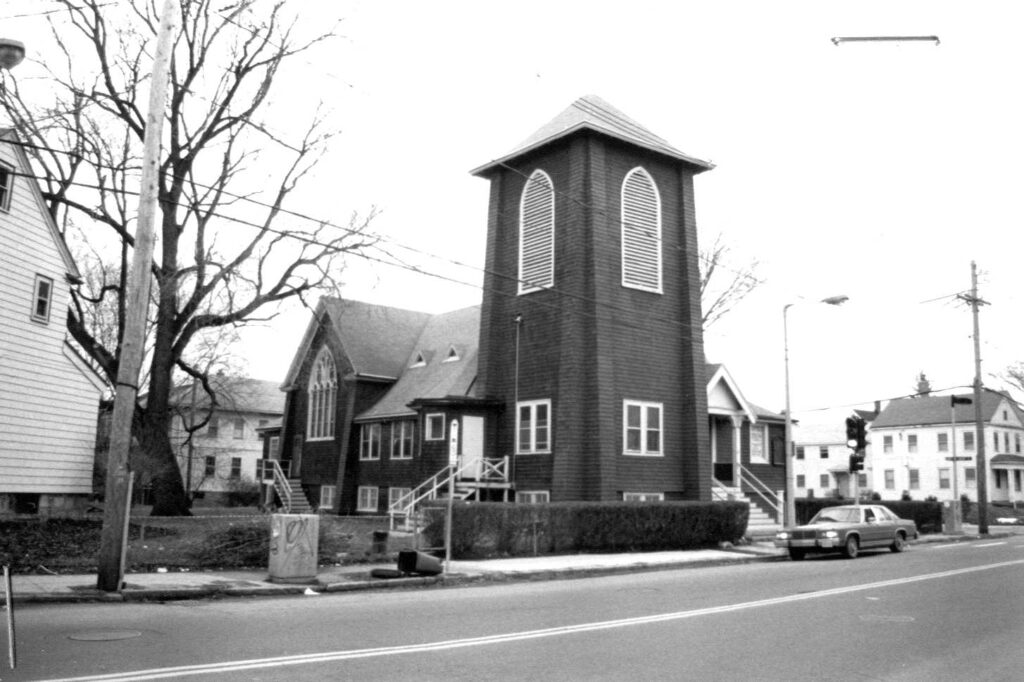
[937,433,949,452]
[391,420,415,459]
[425,414,445,441]
[907,434,918,453]
[516,400,551,454]
[229,457,241,479]
[360,423,381,460]
[749,425,768,463]
[623,400,662,456]
[623,492,664,502]
[357,486,379,512]
[320,486,336,510]
[0,162,12,211]
[31,275,53,323]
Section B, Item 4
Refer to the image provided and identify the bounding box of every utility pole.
[958,261,989,535]
[96,0,179,592]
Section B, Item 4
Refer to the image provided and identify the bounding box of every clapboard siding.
[0,134,101,497]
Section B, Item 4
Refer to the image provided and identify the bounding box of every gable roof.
[705,362,784,423]
[282,298,433,388]
[356,305,481,421]
[871,389,1022,429]
[471,95,713,176]
[1,129,80,280]
[167,377,285,415]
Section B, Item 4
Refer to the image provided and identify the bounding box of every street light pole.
[783,295,849,528]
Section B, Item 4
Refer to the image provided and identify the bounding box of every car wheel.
[788,549,806,561]
[890,531,907,553]
[843,535,859,559]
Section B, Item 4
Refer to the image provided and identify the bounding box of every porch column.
[730,415,744,478]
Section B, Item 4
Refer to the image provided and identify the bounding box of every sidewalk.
[4,528,1012,605]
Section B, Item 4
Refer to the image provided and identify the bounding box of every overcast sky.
[7,1,1023,421]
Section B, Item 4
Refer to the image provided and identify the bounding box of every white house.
[793,406,878,499]
[870,389,1024,503]
[0,130,105,515]
[167,376,284,503]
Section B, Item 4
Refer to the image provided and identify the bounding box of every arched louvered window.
[518,170,555,294]
[621,167,662,293]
[307,347,337,440]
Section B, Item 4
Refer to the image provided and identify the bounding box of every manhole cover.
[859,615,915,623]
[69,630,144,641]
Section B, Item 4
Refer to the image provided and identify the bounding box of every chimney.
[915,372,931,396]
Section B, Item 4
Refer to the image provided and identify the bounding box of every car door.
[863,506,892,547]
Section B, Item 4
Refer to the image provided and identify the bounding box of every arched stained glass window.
[307,347,337,440]
[519,170,555,294]
[621,167,662,293]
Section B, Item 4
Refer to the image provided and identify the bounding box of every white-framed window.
[965,467,977,488]
[31,274,53,323]
[1016,433,1021,453]
[908,468,920,490]
[937,433,949,452]
[964,431,975,451]
[907,434,918,453]
[357,486,379,512]
[233,418,245,440]
[624,400,662,456]
[795,446,805,460]
[0,162,13,211]
[796,474,806,488]
[883,435,893,453]
[518,169,555,294]
[205,417,219,438]
[425,414,445,441]
[204,456,216,477]
[268,435,280,456]
[388,487,411,510]
[938,468,951,489]
[623,492,664,502]
[748,424,768,463]
[229,457,242,479]
[518,490,550,504]
[320,485,336,510]
[360,423,382,460]
[390,420,415,459]
[517,399,551,454]
[857,473,868,488]
[307,348,337,440]
[884,469,895,489]
[820,474,830,489]
[621,167,662,293]
[818,445,828,460]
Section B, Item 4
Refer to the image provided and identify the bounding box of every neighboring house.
[167,377,285,503]
[707,363,786,525]
[870,388,1024,503]
[792,406,878,499]
[0,130,105,515]
[270,96,715,514]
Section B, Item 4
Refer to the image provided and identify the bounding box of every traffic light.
[845,415,867,452]
[849,452,865,472]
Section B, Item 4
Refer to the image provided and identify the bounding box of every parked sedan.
[774,504,918,560]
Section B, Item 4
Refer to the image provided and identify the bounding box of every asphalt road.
[5,536,1024,681]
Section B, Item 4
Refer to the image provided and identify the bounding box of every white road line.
[44,558,1024,682]
[975,541,1008,548]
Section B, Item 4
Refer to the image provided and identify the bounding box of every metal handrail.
[258,459,292,512]
[388,456,510,529]
[736,464,784,522]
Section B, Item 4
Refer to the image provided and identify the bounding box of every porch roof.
[991,454,1024,468]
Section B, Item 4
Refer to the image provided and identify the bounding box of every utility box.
[942,500,962,534]
[268,514,319,583]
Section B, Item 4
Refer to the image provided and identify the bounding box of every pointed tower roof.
[471,95,713,176]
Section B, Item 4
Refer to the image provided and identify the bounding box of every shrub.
[223,479,262,507]
[421,501,749,560]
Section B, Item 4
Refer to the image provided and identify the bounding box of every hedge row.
[422,501,749,559]
[796,498,943,534]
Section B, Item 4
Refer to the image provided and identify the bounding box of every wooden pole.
[3,564,14,669]
[97,0,179,592]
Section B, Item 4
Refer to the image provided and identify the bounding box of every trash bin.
[942,500,962,533]
[397,550,443,576]
[268,514,319,583]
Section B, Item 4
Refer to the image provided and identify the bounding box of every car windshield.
[810,507,860,524]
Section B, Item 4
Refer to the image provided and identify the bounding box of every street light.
[0,39,25,71]
[783,295,849,527]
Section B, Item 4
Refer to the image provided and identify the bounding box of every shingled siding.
[740,421,787,497]
[478,132,710,502]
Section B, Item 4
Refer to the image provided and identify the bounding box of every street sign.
[945,456,972,461]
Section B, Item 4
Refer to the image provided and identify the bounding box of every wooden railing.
[257,459,292,512]
[388,456,510,530]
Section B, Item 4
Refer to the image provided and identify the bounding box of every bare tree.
[0,0,377,514]
[699,232,761,330]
